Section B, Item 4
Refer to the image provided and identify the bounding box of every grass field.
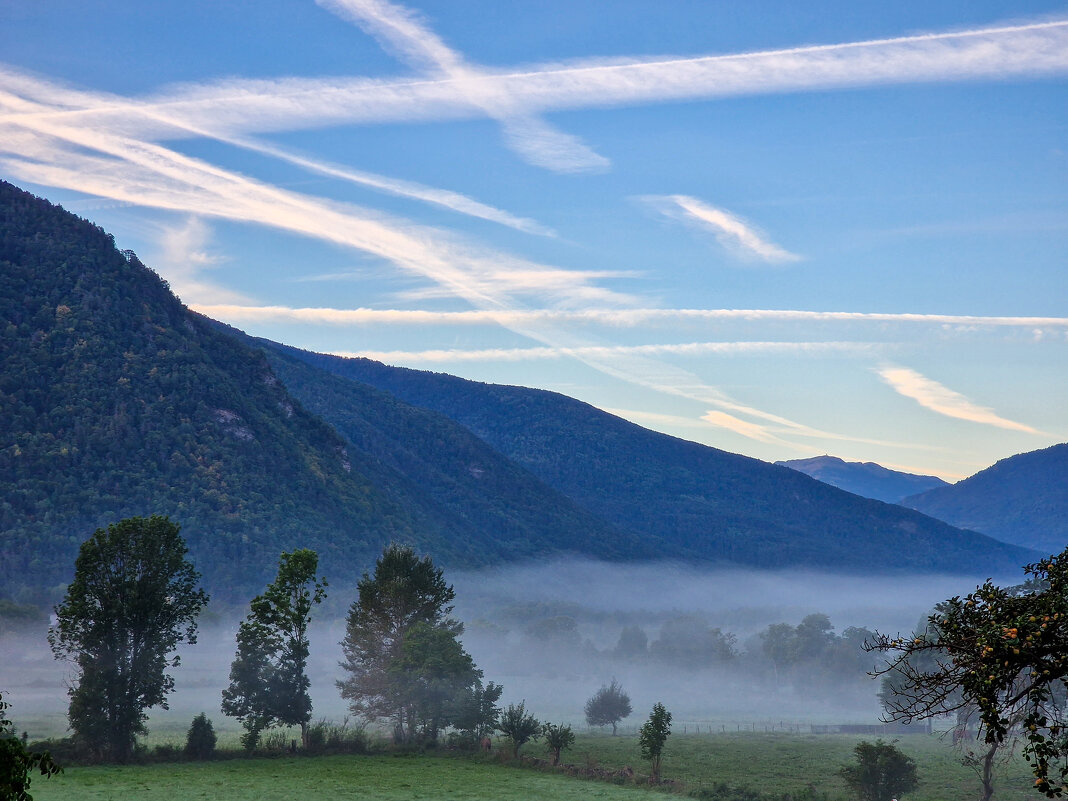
[25,731,1039,801]
[28,753,651,801]
[568,731,1036,800]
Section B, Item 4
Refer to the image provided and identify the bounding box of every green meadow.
[27,731,1038,801]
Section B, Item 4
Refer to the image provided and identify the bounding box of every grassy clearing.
[24,731,1040,800]
[28,753,653,801]
[566,731,1036,800]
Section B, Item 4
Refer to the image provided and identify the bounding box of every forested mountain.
[0,181,632,602]
[0,180,1039,604]
[775,455,948,504]
[222,324,645,562]
[262,345,1036,574]
[903,443,1068,555]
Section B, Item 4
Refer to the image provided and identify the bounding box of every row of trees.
[31,514,1068,798]
[39,517,504,760]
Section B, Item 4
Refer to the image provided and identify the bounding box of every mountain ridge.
[903,443,1068,555]
[262,343,1036,575]
[776,455,949,504]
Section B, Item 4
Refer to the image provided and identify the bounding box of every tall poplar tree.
[222,549,327,749]
[48,516,208,762]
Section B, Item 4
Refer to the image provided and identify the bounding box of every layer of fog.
[1,560,992,741]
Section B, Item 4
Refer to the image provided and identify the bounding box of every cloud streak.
[9,19,1063,146]
[877,365,1040,433]
[316,0,609,172]
[646,194,800,263]
[190,303,1068,329]
[333,340,873,363]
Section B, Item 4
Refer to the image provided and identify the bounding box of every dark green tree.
[837,739,919,801]
[497,701,540,759]
[584,679,632,735]
[542,722,575,766]
[0,691,60,801]
[48,516,208,762]
[221,549,327,749]
[184,714,216,760]
[869,548,1068,797]
[338,545,482,744]
[638,702,671,781]
[388,621,482,742]
[451,681,504,743]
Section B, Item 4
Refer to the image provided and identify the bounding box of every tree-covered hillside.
[0,182,419,601]
[236,329,649,562]
[903,443,1068,555]
[0,181,653,603]
[278,347,1037,574]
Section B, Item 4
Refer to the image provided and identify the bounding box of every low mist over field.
[2,561,991,740]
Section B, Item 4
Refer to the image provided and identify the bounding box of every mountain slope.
[224,324,647,562]
[776,455,948,504]
[271,346,1036,574]
[0,182,636,602]
[903,443,1068,555]
[0,181,431,600]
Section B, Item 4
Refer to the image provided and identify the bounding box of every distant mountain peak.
[776,455,949,504]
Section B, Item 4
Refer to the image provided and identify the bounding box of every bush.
[151,743,183,762]
[184,714,216,760]
[304,719,369,754]
[838,739,918,801]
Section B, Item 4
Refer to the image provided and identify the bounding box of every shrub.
[838,739,918,801]
[184,714,216,760]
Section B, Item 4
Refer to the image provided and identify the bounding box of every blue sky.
[2,0,1065,479]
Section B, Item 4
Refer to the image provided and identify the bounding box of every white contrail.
[877,365,1040,433]
[0,71,554,236]
[6,20,1062,139]
[332,340,873,363]
[189,303,1068,329]
[315,0,609,172]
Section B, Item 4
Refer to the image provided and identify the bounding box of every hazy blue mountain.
[267,346,1037,575]
[0,179,1038,604]
[776,455,949,504]
[903,443,1068,555]
[0,181,638,602]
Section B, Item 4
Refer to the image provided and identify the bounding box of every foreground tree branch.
[869,547,1068,797]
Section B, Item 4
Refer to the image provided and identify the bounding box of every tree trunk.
[981,742,997,801]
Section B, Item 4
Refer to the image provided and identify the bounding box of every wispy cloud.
[701,410,797,447]
[0,68,554,237]
[13,19,1064,146]
[151,217,252,305]
[315,0,609,172]
[877,365,1040,433]
[0,97,627,311]
[645,194,800,263]
[190,303,1068,329]
[333,340,873,363]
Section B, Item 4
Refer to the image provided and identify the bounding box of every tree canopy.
[1,690,60,801]
[222,549,327,749]
[48,516,208,762]
[584,679,632,735]
[837,739,919,801]
[338,544,484,743]
[638,702,672,781]
[497,701,540,758]
[869,547,1068,797]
